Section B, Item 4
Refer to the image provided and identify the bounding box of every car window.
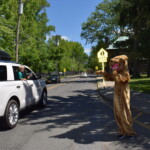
[51,75,58,77]
[24,68,37,80]
[13,66,20,80]
[13,66,27,80]
[51,75,56,77]
[13,66,37,80]
[0,65,7,81]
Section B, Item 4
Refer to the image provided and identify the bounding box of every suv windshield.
[50,75,58,78]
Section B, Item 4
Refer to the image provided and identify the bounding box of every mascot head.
[110,55,128,72]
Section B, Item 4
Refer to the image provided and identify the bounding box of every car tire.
[3,100,19,129]
[39,90,47,107]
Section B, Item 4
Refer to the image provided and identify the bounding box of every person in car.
[17,65,32,80]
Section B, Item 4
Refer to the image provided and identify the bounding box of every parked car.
[80,72,87,78]
[0,61,47,129]
[46,75,61,84]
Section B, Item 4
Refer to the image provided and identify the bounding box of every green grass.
[130,76,150,94]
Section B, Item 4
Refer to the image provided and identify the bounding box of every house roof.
[107,36,129,50]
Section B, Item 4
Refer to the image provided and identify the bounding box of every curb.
[95,78,149,114]
[97,85,113,104]
[95,79,150,130]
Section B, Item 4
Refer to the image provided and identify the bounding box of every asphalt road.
[0,76,149,150]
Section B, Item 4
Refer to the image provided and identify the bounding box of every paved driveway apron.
[0,76,149,150]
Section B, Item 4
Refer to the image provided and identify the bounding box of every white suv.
[0,61,47,129]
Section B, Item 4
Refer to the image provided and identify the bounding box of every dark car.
[46,75,61,84]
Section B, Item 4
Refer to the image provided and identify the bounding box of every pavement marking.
[134,120,150,129]
[47,78,78,90]
[47,83,64,90]
[132,112,143,121]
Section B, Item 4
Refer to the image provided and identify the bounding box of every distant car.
[46,75,61,84]
[80,72,87,78]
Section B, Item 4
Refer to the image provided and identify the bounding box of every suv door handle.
[16,86,20,89]
[30,84,33,87]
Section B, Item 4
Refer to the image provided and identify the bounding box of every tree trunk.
[132,60,141,78]
[132,31,141,78]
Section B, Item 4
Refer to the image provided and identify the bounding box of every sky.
[46,0,101,55]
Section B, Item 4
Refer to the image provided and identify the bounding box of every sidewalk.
[96,77,150,114]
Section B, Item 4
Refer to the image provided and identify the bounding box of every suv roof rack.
[0,50,11,61]
[0,60,18,63]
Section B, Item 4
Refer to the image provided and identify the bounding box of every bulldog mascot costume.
[96,55,136,140]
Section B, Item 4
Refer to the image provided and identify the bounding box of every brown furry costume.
[97,55,136,136]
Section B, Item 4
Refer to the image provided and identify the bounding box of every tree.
[1,0,88,74]
[81,0,123,70]
[117,0,150,77]
[69,41,88,71]
[0,0,55,73]
[81,0,122,45]
[81,0,150,76]
[0,0,18,57]
[19,0,55,72]
[47,38,88,73]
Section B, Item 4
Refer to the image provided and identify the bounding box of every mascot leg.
[114,95,136,137]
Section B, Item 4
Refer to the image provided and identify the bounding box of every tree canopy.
[0,0,88,73]
[81,0,150,75]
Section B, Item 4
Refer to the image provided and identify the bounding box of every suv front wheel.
[39,90,47,107]
[4,100,19,129]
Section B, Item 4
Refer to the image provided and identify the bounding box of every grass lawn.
[130,76,150,94]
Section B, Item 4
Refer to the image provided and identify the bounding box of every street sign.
[95,66,99,70]
[97,48,108,62]
[98,57,107,62]
[97,48,108,89]
[63,68,66,72]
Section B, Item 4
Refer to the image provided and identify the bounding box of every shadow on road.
[17,91,150,148]
[0,78,149,150]
[18,89,117,143]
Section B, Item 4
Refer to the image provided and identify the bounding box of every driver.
[17,65,32,80]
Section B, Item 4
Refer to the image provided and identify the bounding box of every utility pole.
[54,35,60,75]
[15,0,23,62]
